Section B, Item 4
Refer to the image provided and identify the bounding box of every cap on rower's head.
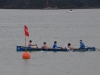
[29,40,32,42]
[54,41,57,43]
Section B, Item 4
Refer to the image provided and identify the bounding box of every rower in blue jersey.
[52,41,62,49]
[80,40,85,49]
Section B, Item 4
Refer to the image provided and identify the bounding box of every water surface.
[0,9,100,75]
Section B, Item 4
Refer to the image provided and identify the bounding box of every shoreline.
[0,7,100,9]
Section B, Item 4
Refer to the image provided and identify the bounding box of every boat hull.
[16,46,96,52]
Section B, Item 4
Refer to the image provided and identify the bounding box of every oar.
[95,48,100,50]
[86,46,100,50]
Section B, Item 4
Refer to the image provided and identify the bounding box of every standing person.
[41,42,51,50]
[28,40,37,48]
[80,40,85,49]
[52,41,62,49]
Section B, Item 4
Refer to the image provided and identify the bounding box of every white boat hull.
[67,10,75,13]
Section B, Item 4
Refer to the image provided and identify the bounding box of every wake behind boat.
[16,46,96,52]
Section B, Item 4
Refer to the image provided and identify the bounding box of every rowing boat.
[16,46,96,52]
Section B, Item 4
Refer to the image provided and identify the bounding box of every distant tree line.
[0,0,100,9]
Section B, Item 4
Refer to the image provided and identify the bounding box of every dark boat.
[16,46,96,52]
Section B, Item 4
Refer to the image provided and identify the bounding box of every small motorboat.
[67,9,75,13]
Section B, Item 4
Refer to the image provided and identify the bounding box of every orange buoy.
[22,51,31,59]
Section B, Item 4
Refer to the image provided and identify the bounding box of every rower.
[41,42,51,50]
[52,41,62,49]
[28,40,37,48]
[79,40,85,49]
[67,43,73,51]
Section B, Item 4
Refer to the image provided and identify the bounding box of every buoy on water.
[22,51,31,59]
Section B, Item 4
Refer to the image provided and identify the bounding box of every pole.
[25,35,27,52]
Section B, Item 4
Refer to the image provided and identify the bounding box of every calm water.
[0,9,100,75]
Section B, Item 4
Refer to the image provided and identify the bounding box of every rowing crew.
[28,40,85,51]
